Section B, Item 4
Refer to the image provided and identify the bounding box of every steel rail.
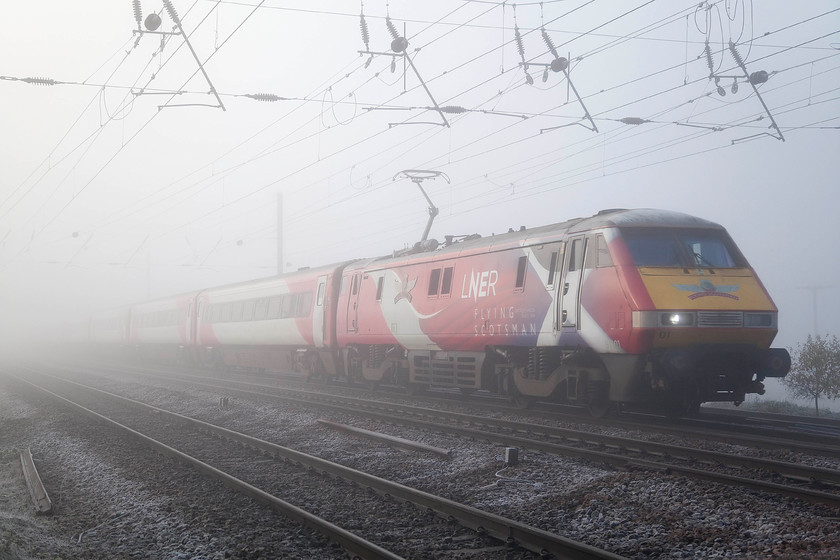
[99,370,840,508]
[6,373,403,560]
[85,361,840,457]
[14,371,628,560]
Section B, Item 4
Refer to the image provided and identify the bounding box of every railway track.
[65,362,840,511]
[81,358,840,455]
[5,368,627,560]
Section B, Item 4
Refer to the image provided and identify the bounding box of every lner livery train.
[90,209,790,416]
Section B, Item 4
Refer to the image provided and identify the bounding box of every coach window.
[232,302,244,322]
[221,304,233,322]
[240,300,253,321]
[515,255,528,291]
[428,268,442,296]
[375,276,384,301]
[267,297,281,319]
[299,292,312,316]
[440,267,453,296]
[281,294,294,318]
[254,298,268,320]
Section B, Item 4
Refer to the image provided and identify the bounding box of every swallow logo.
[394,274,417,304]
[673,279,740,300]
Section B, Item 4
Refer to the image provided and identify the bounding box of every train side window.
[232,302,244,322]
[375,276,384,301]
[254,298,268,320]
[221,304,233,322]
[515,256,528,290]
[316,283,326,306]
[428,268,442,296]
[440,267,453,296]
[547,251,559,287]
[281,295,293,318]
[267,297,281,319]
[597,235,613,267]
[299,292,312,316]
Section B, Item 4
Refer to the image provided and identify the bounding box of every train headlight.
[744,312,776,328]
[660,312,695,327]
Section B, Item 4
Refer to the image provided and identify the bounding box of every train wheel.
[586,381,612,418]
[665,379,701,418]
[406,383,428,396]
[511,390,535,409]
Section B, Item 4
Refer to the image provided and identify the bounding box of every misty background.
[1,1,838,406]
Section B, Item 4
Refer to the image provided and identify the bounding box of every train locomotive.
[90,208,790,416]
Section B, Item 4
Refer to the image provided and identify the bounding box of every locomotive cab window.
[317,283,326,306]
[568,239,584,272]
[547,251,559,287]
[428,268,442,296]
[622,228,744,268]
[440,267,453,296]
[586,234,613,269]
[515,256,528,291]
[597,235,613,267]
[375,276,384,301]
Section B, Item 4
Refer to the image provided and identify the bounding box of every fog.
[1,2,838,405]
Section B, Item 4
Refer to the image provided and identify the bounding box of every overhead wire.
[172,1,840,260]
[9,2,838,270]
[12,0,265,260]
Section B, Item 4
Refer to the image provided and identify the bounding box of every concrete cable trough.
[19,448,53,515]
